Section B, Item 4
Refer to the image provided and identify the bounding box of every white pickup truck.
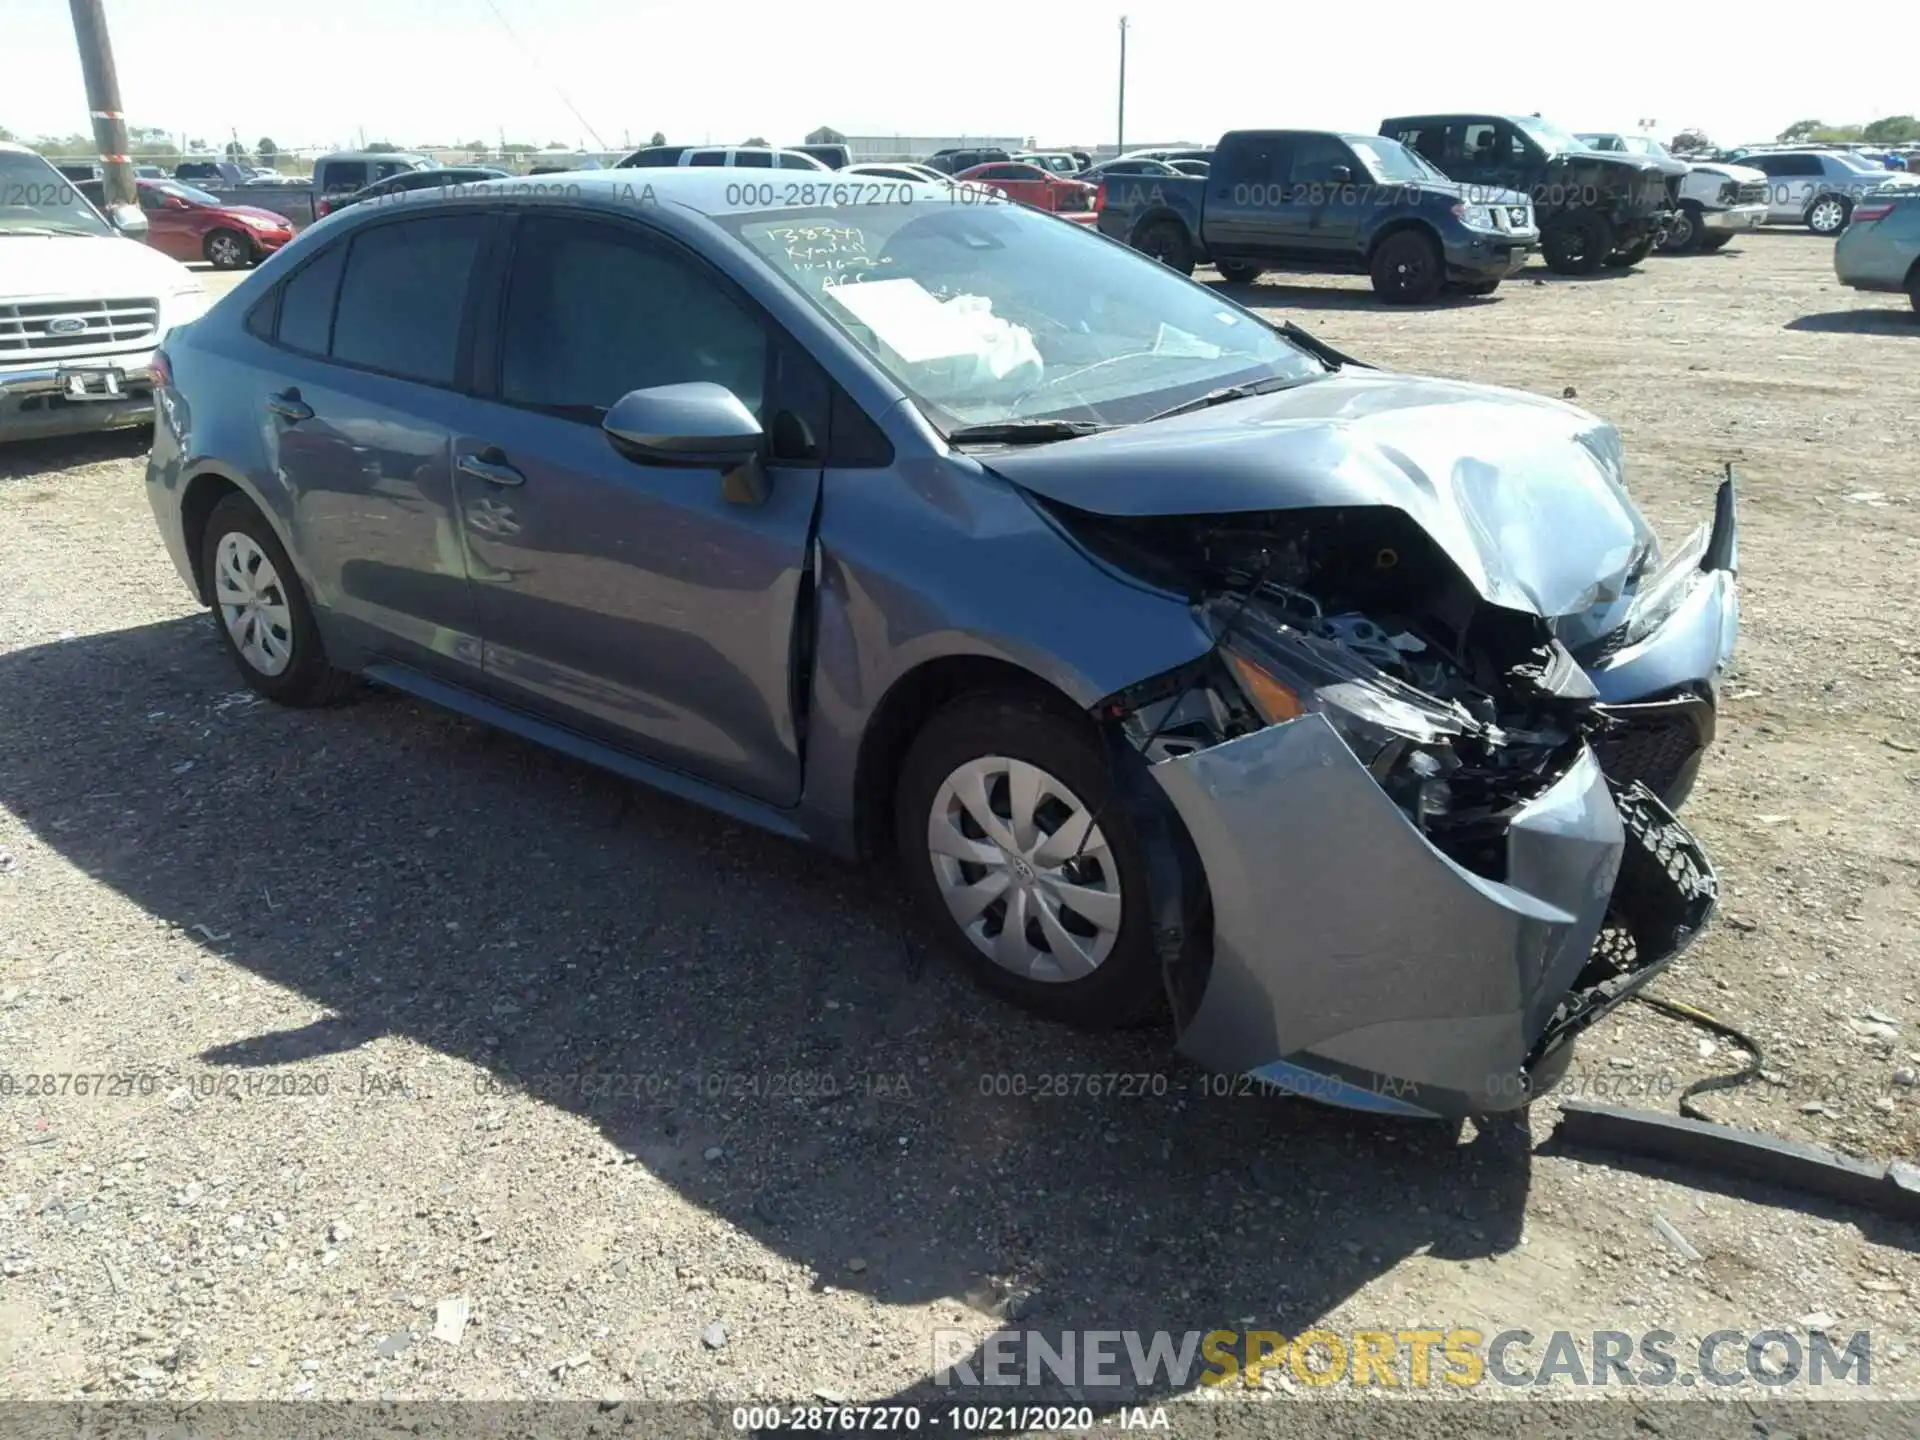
[2,141,209,444]
[1575,133,1769,253]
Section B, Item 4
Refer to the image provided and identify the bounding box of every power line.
[474,0,607,150]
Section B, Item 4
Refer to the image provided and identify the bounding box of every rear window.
[276,244,348,355]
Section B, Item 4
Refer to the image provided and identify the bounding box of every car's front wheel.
[1659,202,1703,253]
[203,228,254,270]
[1806,194,1851,236]
[1215,259,1264,284]
[895,693,1163,1029]
[201,492,357,707]
[1541,211,1612,274]
[1370,230,1443,303]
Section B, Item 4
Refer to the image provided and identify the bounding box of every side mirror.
[1327,163,1353,185]
[602,382,769,503]
[107,203,148,238]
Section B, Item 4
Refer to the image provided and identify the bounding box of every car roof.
[312,168,950,221]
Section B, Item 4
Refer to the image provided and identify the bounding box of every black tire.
[1909,266,1920,315]
[1369,229,1443,304]
[894,692,1165,1030]
[1456,277,1502,296]
[203,228,254,270]
[1133,219,1195,275]
[1659,201,1704,254]
[1541,211,1612,275]
[1214,259,1264,284]
[1805,194,1851,236]
[200,493,357,707]
[1698,233,1734,252]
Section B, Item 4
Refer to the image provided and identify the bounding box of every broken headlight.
[1615,522,1709,649]
[1206,598,1488,826]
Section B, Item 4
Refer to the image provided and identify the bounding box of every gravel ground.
[1,239,1916,1433]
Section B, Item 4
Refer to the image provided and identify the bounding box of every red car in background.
[953,162,1099,222]
[79,177,294,270]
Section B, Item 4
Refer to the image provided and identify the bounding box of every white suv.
[1,143,209,443]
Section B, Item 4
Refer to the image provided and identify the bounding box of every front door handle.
[265,388,313,422]
[457,448,525,487]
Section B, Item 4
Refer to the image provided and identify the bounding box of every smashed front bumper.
[1150,718,1716,1118]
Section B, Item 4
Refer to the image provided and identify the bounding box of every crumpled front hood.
[983,370,1656,619]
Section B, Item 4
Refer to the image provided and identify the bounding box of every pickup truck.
[1382,114,1672,273]
[1574,133,1768,253]
[1094,128,1537,303]
[179,151,437,231]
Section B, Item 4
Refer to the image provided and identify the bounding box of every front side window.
[1288,136,1354,185]
[724,201,1320,433]
[329,215,487,385]
[499,216,768,418]
[325,161,368,191]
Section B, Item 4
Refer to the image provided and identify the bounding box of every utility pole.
[68,0,134,206]
[1116,16,1128,158]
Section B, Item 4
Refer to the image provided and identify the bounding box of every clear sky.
[5,0,1911,155]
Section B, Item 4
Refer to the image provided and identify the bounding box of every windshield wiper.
[1144,371,1323,423]
[945,419,1115,446]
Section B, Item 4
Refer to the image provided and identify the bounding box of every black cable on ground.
[1631,992,1767,1123]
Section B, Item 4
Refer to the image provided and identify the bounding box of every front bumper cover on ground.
[1150,718,1716,1118]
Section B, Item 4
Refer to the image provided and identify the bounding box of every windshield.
[1621,136,1668,158]
[721,200,1320,432]
[1347,135,1445,183]
[0,151,115,236]
[1513,116,1583,154]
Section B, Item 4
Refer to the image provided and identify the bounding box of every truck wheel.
[1369,230,1443,304]
[1541,211,1611,275]
[1133,220,1195,275]
[1659,202,1704,253]
[203,229,254,270]
[1805,195,1850,236]
[1215,259,1264,284]
[1611,237,1657,267]
[1698,233,1734,252]
[1908,263,1920,315]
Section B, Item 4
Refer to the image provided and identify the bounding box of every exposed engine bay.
[1063,503,1610,880]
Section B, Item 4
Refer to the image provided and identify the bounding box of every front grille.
[0,297,160,358]
[1590,713,1702,801]
[1737,181,1767,205]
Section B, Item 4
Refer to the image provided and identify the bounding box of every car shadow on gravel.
[1786,310,1920,335]
[1202,277,1502,311]
[0,427,152,481]
[0,616,1541,1409]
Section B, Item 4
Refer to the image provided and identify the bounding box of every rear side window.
[276,243,349,355]
[732,150,773,169]
[329,215,487,385]
[323,161,368,191]
[499,216,767,418]
[688,151,726,167]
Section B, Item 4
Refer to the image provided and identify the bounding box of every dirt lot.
[1,238,1917,1430]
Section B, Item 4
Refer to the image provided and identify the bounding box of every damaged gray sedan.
[146,172,1736,1118]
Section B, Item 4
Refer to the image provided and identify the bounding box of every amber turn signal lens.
[1226,652,1305,722]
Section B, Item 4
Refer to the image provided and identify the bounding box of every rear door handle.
[265,388,312,422]
[457,448,525,487]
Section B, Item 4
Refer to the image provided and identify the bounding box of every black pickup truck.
[1094,129,1537,303]
[1381,114,1673,273]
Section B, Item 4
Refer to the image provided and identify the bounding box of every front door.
[452,213,825,806]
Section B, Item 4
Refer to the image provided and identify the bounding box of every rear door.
[448,212,826,804]
[250,211,494,675]
[1205,134,1306,257]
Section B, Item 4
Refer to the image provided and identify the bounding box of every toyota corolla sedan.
[145,172,1738,1118]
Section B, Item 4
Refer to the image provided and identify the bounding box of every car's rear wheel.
[1215,259,1264,284]
[201,493,356,707]
[1806,194,1850,236]
[204,228,254,270]
[1133,220,1195,275]
[1370,229,1443,304]
[895,693,1163,1029]
[1541,210,1612,274]
[1659,201,1704,253]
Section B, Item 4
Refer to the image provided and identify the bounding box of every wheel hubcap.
[213,236,241,263]
[214,531,294,676]
[1812,201,1843,231]
[926,755,1122,983]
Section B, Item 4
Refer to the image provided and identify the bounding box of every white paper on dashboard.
[1152,322,1223,358]
[826,278,989,363]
